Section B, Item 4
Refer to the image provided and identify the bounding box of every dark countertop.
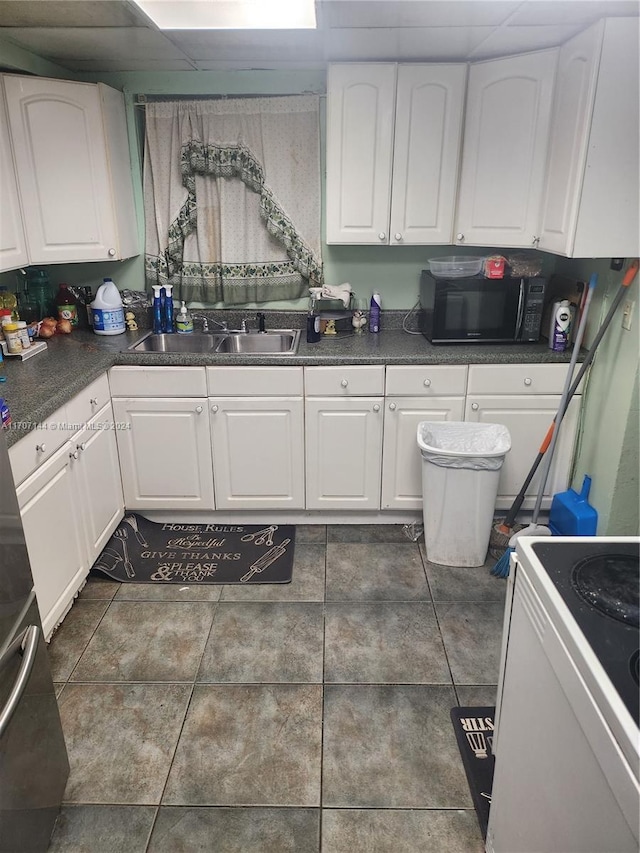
[1,328,578,448]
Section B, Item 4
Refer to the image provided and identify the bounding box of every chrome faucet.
[192,315,227,333]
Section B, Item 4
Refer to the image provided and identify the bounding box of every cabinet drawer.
[109,366,207,397]
[467,363,583,395]
[9,406,74,486]
[386,365,467,396]
[304,365,385,396]
[66,372,110,431]
[207,366,303,397]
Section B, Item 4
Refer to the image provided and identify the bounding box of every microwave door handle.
[515,280,525,339]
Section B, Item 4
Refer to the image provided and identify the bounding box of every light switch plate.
[622,300,634,331]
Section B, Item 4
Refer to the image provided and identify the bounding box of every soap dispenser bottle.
[176,301,194,334]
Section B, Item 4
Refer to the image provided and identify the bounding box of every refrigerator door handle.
[0,625,40,739]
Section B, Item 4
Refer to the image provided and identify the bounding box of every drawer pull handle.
[70,450,79,460]
[211,405,218,413]
[389,402,397,411]
[340,379,348,388]
[423,378,431,387]
[195,405,203,414]
[524,378,532,386]
[471,402,479,411]
[35,443,46,453]
[373,404,380,412]
[90,397,98,405]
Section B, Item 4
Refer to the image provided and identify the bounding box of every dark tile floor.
[48,525,505,852]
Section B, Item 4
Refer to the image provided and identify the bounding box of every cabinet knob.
[373,404,380,412]
[423,378,431,387]
[378,232,386,241]
[524,378,532,386]
[340,379,348,388]
[211,405,218,413]
[456,233,465,242]
[70,449,79,460]
[90,397,98,405]
[471,402,479,411]
[195,405,203,414]
[108,248,116,257]
[78,442,87,452]
[389,402,397,411]
[35,443,46,453]
[394,233,402,242]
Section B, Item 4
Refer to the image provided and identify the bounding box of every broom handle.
[532,274,596,523]
[501,260,638,531]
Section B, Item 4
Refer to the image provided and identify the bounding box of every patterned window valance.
[143,96,323,305]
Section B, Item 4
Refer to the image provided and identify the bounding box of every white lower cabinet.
[381,396,465,510]
[209,398,305,510]
[305,397,384,510]
[111,398,214,511]
[14,399,124,639]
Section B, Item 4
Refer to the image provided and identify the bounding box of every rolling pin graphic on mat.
[240,539,291,583]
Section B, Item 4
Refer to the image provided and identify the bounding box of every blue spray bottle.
[152,285,163,334]
[164,284,175,333]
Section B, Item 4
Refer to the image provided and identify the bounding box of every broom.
[491,271,597,578]
[489,259,639,563]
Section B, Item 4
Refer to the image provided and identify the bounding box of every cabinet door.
[306,398,383,510]
[326,64,396,244]
[112,398,214,511]
[390,64,466,245]
[537,23,602,256]
[454,50,556,248]
[16,444,88,639]
[74,404,124,565]
[3,75,119,263]
[381,396,465,510]
[0,84,28,272]
[210,398,304,510]
[464,394,580,510]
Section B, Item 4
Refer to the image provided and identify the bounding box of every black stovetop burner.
[531,540,639,726]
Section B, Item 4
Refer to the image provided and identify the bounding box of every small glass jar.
[3,323,22,354]
[16,321,31,349]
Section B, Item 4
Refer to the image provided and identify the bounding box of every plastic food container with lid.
[428,256,484,278]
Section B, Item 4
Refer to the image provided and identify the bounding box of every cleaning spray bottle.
[176,301,194,334]
[163,284,175,333]
[152,285,163,334]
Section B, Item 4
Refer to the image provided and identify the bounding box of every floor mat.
[92,514,295,584]
[450,706,496,839]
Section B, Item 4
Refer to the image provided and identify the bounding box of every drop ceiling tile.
[169,28,324,61]
[63,58,196,72]
[324,26,495,61]
[194,59,326,71]
[0,27,188,61]
[0,1,147,28]
[506,0,640,27]
[468,24,585,59]
[320,0,520,28]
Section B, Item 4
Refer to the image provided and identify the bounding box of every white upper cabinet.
[454,50,557,249]
[326,64,396,244]
[0,84,28,273]
[538,18,639,258]
[326,63,466,245]
[2,75,138,265]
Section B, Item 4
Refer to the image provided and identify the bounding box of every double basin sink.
[129,329,301,355]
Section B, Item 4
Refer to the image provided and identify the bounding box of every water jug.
[91,278,125,335]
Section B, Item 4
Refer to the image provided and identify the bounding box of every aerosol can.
[549,299,573,352]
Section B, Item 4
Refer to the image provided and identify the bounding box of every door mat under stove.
[450,706,496,839]
[91,514,295,584]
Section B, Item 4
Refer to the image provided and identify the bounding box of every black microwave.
[419,271,547,344]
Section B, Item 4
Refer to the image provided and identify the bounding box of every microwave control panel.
[522,280,546,341]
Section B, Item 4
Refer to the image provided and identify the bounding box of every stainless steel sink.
[128,332,223,353]
[215,330,300,354]
[128,329,300,355]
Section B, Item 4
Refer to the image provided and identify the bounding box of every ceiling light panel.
[131,0,316,29]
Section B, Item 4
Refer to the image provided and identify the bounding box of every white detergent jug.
[91,278,125,335]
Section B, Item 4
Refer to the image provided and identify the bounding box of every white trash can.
[417,421,511,567]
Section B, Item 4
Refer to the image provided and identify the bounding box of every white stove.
[486,536,640,853]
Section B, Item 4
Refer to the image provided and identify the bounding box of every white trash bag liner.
[417,421,511,471]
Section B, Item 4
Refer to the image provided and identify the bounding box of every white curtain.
[144,96,322,305]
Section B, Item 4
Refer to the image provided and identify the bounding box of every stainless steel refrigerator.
[0,432,69,851]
